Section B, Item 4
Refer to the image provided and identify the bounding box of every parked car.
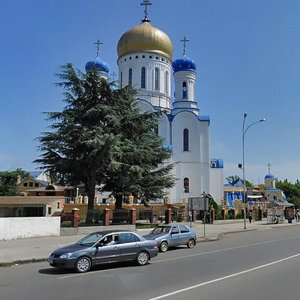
[143,224,196,252]
[48,230,159,273]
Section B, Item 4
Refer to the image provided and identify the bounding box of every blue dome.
[265,174,275,179]
[85,57,109,73]
[172,56,196,73]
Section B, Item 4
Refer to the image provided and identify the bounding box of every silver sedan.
[143,224,197,252]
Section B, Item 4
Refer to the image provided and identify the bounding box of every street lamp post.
[242,113,266,229]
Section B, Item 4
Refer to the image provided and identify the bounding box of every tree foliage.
[35,64,174,221]
[276,179,300,208]
[0,168,29,196]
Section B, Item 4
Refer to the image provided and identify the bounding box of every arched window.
[141,67,146,88]
[128,68,132,86]
[183,128,189,151]
[184,178,189,193]
[155,67,160,90]
[120,72,123,87]
[182,81,187,99]
[165,71,169,94]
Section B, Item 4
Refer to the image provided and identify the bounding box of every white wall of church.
[166,111,210,203]
[171,112,209,163]
[173,70,196,102]
[118,52,172,111]
[210,168,224,205]
[159,114,171,145]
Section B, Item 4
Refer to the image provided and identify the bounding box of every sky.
[1,0,300,184]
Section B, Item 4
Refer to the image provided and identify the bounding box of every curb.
[0,258,48,267]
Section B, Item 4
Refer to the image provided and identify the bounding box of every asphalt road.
[1,226,300,300]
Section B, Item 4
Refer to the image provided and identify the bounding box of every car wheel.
[75,256,91,273]
[187,239,195,248]
[160,241,169,252]
[136,251,149,266]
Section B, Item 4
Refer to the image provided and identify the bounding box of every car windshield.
[76,232,103,246]
[151,226,171,234]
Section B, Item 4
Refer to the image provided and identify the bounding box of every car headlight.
[59,253,73,259]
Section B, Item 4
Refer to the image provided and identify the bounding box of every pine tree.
[35,64,123,223]
[35,63,174,222]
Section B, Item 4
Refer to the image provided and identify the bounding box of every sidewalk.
[0,219,298,266]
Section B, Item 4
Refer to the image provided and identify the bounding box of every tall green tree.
[35,64,124,223]
[0,168,28,196]
[35,64,174,222]
[103,91,175,207]
[276,179,300,208]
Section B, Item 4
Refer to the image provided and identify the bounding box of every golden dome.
[117,20,173,59]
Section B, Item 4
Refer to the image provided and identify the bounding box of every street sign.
[188,196,209,211]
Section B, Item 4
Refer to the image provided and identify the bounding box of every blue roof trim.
[199,115,210,123]
[173,100,198,105]
[211,159,224,168]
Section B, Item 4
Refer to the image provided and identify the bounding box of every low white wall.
[0,217,60,240]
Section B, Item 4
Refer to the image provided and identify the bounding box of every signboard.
[188,196,209,211]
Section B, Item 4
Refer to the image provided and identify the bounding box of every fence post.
[165,208,172,224]
[192,210,196,222]
[104,208,110,226]
[130,208,136,224]
[71,208,80,228]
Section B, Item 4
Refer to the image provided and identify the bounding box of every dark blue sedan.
[48,230,159,272]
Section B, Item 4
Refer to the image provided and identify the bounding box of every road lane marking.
[152,235,300,264]
[57,235,300,279]
[148,252,300,300]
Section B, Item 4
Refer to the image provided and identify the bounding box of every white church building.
[85,1,224,205]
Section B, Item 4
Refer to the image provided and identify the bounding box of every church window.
[135,55,139,59]
[155,67,160,90]
[184,178,189,193]
[165,71,169,94]
[128,68,132,86]
[129,56,132,60]
[142,55,145,58]
[183,128,189,151]
[124,58,127,61]
[149,55,152,58]
[182,81,187,99]
[120,72,123,87]
[141,67,146,89]
[156,57,159,60]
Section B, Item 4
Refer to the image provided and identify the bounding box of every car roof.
[89,230,138,236]
[156,223,189,227]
